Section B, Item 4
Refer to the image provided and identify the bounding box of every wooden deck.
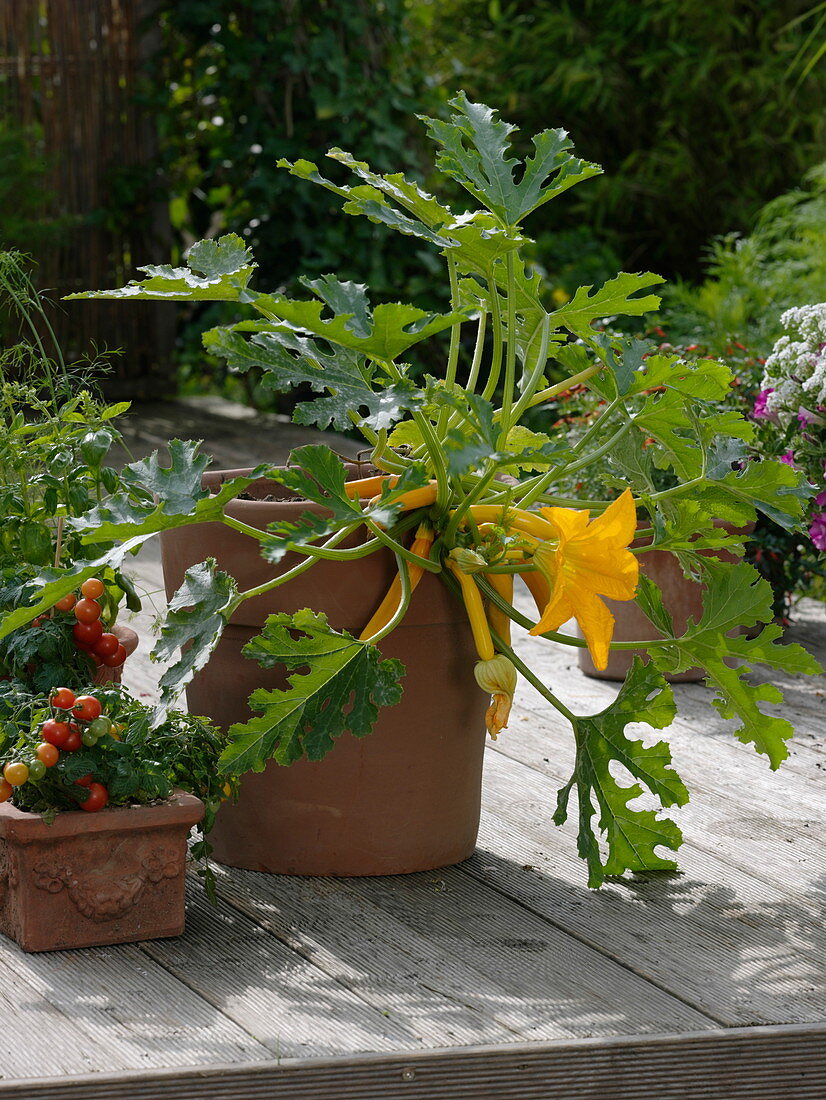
[1,398,824,1098]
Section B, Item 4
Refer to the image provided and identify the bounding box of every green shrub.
[419,0,826,280]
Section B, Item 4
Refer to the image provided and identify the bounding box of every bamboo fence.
[0,0,175,397]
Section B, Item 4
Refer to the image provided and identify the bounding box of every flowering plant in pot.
[7,95,823,887]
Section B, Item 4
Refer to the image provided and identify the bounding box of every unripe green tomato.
[27,759,47,781]
[87,716,112,740]
[81,729,98,747]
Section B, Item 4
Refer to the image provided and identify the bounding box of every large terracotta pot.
[0,791,204,952]
[578,524,749,683]
[159,467,489,876]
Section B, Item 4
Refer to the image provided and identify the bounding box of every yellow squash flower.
[529,489,639,670]
[474,655,518,740]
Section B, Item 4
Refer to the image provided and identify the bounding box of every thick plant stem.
[232,527,355,606]
[497,250,518,439]
[491,630,577,725]
[437,255,463,438]
[505,312,552,430]
[481,268,504,402]
[526,362,603,409]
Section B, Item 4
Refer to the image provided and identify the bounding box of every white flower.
[762,304,826,422]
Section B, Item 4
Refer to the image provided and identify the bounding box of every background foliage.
[416,0,826,283]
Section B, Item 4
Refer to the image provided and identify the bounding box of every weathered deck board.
[1,400,824,1096]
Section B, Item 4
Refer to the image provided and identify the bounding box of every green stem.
[505,312,552,430]
[481,269,504,402]
[233,527,354,605]
[465,309,488,395]
[381,356,450,506]
[442,465,501,547]
[362,516,443,573]
[515,417,634,511]
[497,250,518,438]
[526,362,604,409]
[437,255,462,437]
[488,626,577,724]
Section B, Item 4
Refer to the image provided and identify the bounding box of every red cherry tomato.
[41,719,70,748]
[35,742,60,768]
[73,619,103,645]
[50,687,76,710]
[71,695,102,722]
[74,773,93,788]
[62,728,82,752]
[0,779,12,803]
[101,644,127,668]
[74,598,102,624]
[93,632,119,657]
[80,578,105,600]
[53,593,77,612]
[80,782,109,812]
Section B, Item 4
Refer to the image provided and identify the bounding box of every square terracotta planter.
[0,791,204,952]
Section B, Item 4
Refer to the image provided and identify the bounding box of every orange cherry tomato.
[0,779,12,803]
[53,593,77,612]
[35,742,60,768]
[80,578,105,600]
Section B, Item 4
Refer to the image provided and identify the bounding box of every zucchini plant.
[3,95,821,886]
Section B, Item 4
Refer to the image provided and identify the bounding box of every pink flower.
[752,388,774,419]
[809,513,826,551]
[780,450,797,467]
[797,406,817,426]
[815,491,826,508]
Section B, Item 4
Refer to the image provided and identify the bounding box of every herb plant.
[5,95,822,887]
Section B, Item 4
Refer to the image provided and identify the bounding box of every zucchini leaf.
[258,445,428,563]
[218,609,405,773]
[151,560,239,722]
[637,562,824,768]
[70,440,272,540]
[203,324,422,433]
[67,233,256,302]
[421,90,602,225]
[553,659,687,889]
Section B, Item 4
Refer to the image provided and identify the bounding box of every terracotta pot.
[578,524,750,683]
[159,467,489,877]
[0,790,204,952]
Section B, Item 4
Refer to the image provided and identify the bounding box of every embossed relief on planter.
[32,844,183,923]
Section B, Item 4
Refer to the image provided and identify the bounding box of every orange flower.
[529,489,638,670]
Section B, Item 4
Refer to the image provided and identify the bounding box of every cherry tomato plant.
[0,682,237,825]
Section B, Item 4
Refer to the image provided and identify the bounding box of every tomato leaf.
[218,609,405,773]
[553,659,686,889]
